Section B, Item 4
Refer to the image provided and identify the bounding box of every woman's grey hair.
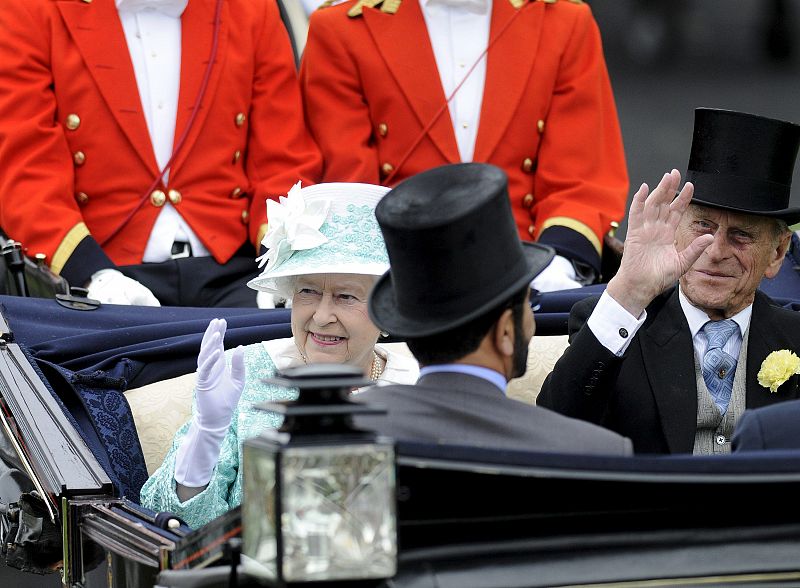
[272,276,298,303]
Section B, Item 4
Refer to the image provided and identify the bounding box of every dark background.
[591,0,800,236]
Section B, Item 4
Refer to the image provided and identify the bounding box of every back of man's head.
[406,284,530,378]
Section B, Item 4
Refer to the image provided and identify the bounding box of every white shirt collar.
[422,0,489,14]
[116,0,188,18]
[678,287,752,339]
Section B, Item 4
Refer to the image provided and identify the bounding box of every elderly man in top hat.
[354,163,632,455]
[538,108,800,455]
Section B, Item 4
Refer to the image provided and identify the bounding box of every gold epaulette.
[348,0,401,17]
[317,0,335,9]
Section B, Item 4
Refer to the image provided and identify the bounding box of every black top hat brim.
[369,242,555,339]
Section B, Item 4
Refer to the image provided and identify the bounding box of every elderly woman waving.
[140,183,419,528]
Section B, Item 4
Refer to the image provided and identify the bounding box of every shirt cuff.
[587,291,647,356]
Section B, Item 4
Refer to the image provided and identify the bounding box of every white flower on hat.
[256,182,331,272]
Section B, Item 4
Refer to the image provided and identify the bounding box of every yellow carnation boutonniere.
[757,350,800,393]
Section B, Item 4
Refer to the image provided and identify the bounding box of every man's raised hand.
[606,169,714,317]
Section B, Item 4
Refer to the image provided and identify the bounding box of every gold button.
[608,220,620,237]
[73,151,86,166]
[150,189,166,207]
[522,193,534,208]
[168,189,182,205]
[81,0,92,3]
[378,123,388,137]
[381,162,394,176]
[537,119,545,134]
[235,112,246,127]
[522,157,533,173]
[76,192,89,204]
[65,114,81,130]
[230,187,243,199]
[233,150,241,164]
[527,224,536,237]
[241,209,250,224]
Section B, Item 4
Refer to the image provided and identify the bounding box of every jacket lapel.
[472,0,542,162]
[363,1,460,163]
[639,289,698,453]
[745,291,800,407]
[170,0,230,172]
[57,0,157,172]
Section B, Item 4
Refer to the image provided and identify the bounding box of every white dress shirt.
[419,0,491,162]
[587,287,752,359]
[678,289,750,364]
[116,0,210,262]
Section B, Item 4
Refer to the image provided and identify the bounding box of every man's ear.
[493,308,515,357]
[764,231,792,279]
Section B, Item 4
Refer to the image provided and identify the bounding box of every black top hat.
[687,108,800,224]
[369,163,555,338]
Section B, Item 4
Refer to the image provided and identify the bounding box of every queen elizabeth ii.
[140,183,419,528]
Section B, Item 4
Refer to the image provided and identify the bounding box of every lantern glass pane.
[241,443,278,580]
[281,443,396,582]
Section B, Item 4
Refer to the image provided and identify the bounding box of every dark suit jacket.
[354,372,632,456]
[733,399,800,451]
[537,288,800,454]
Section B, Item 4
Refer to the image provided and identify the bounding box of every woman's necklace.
[297,344,384,381]
[370,350,384,380]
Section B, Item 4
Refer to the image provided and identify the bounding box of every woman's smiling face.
[290,273,380,374]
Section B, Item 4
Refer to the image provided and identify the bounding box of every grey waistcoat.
[693,331,749,455]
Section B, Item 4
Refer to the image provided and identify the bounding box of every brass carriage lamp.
[242,364,397,584]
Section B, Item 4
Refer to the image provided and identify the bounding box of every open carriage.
[2,260,800,587]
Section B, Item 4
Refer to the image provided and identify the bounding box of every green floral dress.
[139,338,418,528]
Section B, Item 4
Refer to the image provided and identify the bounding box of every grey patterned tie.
[701,319,738,415]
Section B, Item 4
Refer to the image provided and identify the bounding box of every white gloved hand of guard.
[530,255,583,293]
[174,318,246,488]
[256,291,276,309]
[87,269,161,306]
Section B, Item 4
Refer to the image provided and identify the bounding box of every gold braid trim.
[347,0,401,17]
[539,217,602,255]
[50,222,90,275]
[256,223,268,250]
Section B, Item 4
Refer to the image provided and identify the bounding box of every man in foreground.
[355,163,632,455]
[538,108,800,454]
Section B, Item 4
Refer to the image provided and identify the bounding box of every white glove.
[174,318,246,488]
[87,269,161,306]
[530,255,583,292]
[256,291,276,309]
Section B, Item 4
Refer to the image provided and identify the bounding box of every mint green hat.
[247,182,390,294]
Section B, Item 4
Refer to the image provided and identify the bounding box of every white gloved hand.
[256,291,276,309]
[87,269,161,306]
[174,318,246,488]
[530,255,583,293]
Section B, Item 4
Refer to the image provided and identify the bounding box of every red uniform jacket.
[301,0,627,271]
[0,0,321,285]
